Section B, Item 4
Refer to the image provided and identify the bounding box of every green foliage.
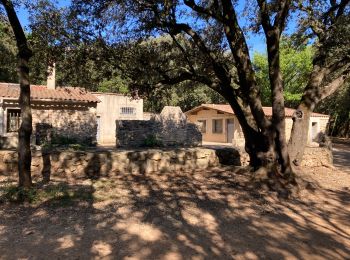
[143,81,225,113]
[318,83,350,137]
[0,183,93,205]
[49,135,87,150]
[1,7,225,112]
[253,39,314,107]
[120,34,228,112]
[67,143,88,151]
[143,135,162,147]
[51,135,78,145]
[98,76,129,94]
[0,16,17,82]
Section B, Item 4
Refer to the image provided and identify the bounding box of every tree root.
[250,166,299,199]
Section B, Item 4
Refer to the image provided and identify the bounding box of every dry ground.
[332,138,350,173]
[0,162,349,260]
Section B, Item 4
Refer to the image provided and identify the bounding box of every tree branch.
[274,0,292,33]
[323,0,350,21]
[297,2,325,39]
[257,0,272,32]
[158,70,194,85]
[184,0,223,22]
[221,0,271,130]
[169,34,195,74]
[320,72,350,100]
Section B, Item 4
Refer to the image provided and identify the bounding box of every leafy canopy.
[253,38,314,107]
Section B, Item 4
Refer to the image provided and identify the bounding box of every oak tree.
[70,0,350,178]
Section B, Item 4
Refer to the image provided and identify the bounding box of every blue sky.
[15,0,267,54]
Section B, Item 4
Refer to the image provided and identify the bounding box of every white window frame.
[120,107,136,115]
[6,108,21,133]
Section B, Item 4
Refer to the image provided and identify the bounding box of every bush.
[51,135,79,145]
[143,135,163,147]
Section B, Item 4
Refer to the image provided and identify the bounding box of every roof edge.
[185,104,330,118]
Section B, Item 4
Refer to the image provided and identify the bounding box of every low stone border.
[0,148,219,177]
[0,146,333,178]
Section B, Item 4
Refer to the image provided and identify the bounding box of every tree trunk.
[244,128,293,178]
[18,56,33,188]
[224,96,293,178]
[266,30,292,175]
[1,0,33,188]
[288,104,311,166]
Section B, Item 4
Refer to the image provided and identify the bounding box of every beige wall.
[187,108,329,147]
[187,109,241,143]
[93,93,143,144]
[308,116,329,142]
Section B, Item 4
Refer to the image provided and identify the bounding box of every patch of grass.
[67,143,88,151]
[92,179,121,202]
[0,183,93,206]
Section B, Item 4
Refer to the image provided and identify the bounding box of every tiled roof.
[0,83,100,103]
[186,104,329,118]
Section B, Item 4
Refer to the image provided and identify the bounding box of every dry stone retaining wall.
[0,146,333,178]
[0,148,219,177]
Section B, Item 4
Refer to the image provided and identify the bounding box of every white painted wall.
[0,101,3,135]
[92,93,144,144]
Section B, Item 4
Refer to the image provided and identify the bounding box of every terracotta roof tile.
[186,104,329,118]
[0,83,100,103]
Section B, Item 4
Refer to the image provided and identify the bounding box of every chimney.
[47,63,56,89]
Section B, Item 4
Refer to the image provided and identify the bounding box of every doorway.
[96,116,101,142]
[226,119,234,143]
[311,121,318,141]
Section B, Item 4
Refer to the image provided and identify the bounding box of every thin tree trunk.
[288,64,327,164]
[1,0,33,188]
[18,57,32,188]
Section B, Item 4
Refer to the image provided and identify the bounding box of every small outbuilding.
[0,83,100,148]
[185,104,330,147]
[92,92,144,145]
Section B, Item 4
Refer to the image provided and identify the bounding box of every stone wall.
[32,106,97,145]
[0,103,97,148]
[0,148,219,177]
[117,106,202,148]
[236,146,333,167]
[0,146,333,178]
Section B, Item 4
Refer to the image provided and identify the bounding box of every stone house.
[185,104,330,147]
[92,92,144,144]
[0,82,99,148]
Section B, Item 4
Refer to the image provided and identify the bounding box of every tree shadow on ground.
[0,166,349,259]
[332,141,350,173]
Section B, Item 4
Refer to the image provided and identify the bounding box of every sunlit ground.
[0,166,349,259]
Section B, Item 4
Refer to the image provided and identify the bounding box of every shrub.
[143,135,163,147]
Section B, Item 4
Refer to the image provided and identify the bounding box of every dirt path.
[1,166,349,260]
[332,138,350,173]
